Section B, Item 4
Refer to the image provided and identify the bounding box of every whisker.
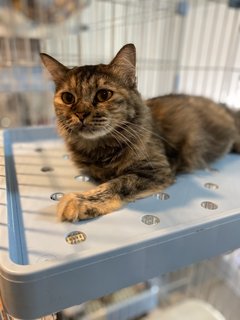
[120,120,177,150]
[106,124,141,159]
[108,122,154,166]
[115,122,154,168]
[59,117,77,135]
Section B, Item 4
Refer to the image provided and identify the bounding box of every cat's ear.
[110,44,136,87]
[40,53,68,83]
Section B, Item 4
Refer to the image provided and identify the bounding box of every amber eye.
[61,92,75,105]
[95,89,113,103]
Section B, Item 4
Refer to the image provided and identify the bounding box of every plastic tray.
[1,126,240,319]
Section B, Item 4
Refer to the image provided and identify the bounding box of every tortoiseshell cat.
[40,44,240,221]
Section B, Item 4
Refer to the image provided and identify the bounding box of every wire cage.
[9,252,235,319]
[58,252,240,320]
[1,1,240,320]
[1,0,240,129]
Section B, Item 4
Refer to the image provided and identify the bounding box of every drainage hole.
[50,192,64,201]
[65,231,87,244]
[206,167,219,173]
[141,215,160,225]
[74,175,90,182]
[204,182,219,190]
[41,166,54,172]
[63,154,69,160]
[154,192,170,200]
[201,201,218,210]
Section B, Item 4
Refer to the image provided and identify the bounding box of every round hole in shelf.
[204,182,219,190]
[154,192,170,200]
[63,154,69,160]
[141,215,160,226]
[65,231,87,245]
[74,175,90,182]
[41,166,54,172]
[201,201,218,210]
[50,192,64,201]
[206,167,219,173]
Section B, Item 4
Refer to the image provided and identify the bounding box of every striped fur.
[40,44,240,221]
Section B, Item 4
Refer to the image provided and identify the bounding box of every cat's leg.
[57,172,174,221]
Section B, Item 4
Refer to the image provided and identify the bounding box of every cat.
[40,44,240,221]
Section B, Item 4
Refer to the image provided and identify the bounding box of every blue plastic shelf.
[1,126,240,319]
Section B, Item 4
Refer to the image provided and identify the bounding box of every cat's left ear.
[110,44,136,87]
[40,53,69,83]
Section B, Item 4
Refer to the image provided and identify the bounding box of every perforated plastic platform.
[1,126,240,319]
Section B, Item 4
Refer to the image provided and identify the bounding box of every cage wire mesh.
[1,1,240,320]
[1,0,240,129]
[154,255,240,320]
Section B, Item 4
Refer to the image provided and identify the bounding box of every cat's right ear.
[40,53,68,83]
[109,44,136,87]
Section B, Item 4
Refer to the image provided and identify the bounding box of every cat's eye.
[95,89,113,103]
[61,92,75,105]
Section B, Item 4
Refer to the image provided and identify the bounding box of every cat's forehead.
[72,64,111,86]
[58,64,118,95]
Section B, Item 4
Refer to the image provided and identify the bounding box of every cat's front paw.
[57,193,80,221]
[57,193,101,221]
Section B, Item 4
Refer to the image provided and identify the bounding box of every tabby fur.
[40,44,240,221]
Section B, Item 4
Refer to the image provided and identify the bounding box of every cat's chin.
[77,128,109,140]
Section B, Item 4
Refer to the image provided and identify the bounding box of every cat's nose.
[75,111,90,122]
